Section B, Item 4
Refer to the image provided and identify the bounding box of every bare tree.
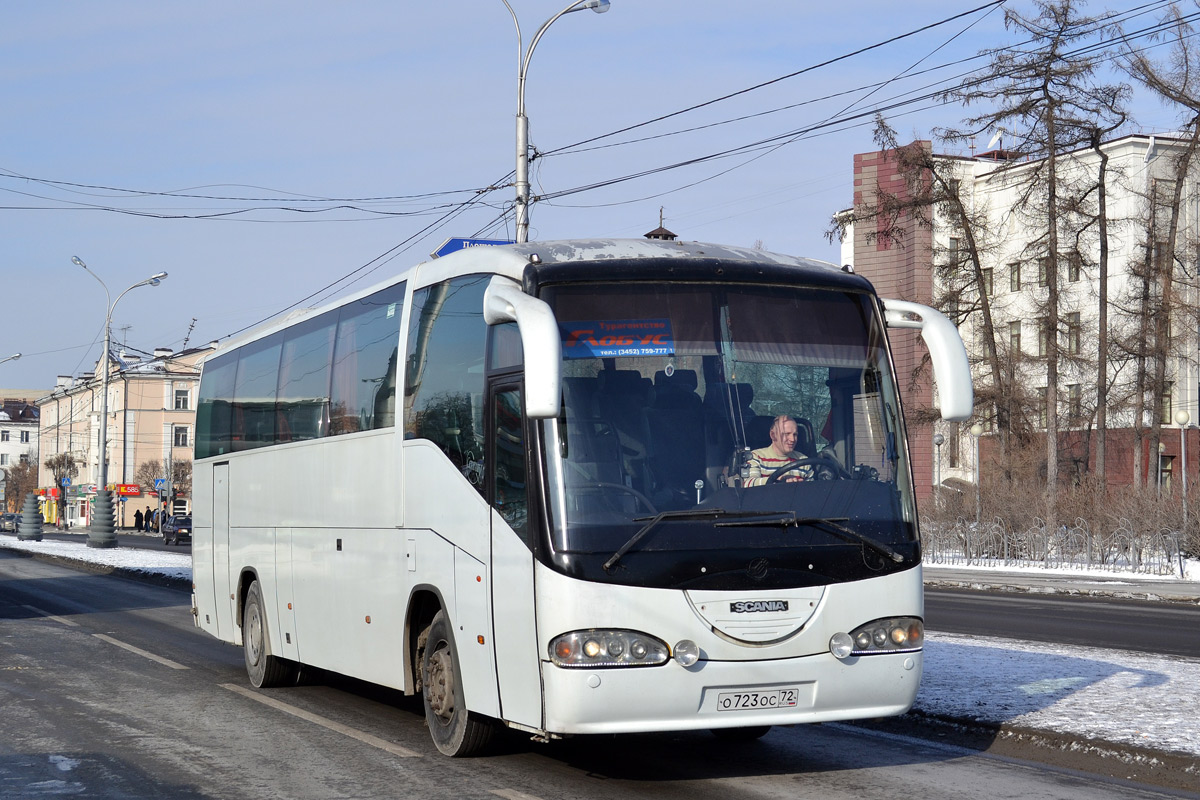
[2,456,38,512]
[43,452,79,525]
[1119,4,1200,487]
[940,0,1128,529]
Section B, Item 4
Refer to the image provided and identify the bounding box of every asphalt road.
[1,550,1195,799]
[924,587,1200,658]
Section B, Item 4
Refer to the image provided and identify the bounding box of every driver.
[745,415,814,486]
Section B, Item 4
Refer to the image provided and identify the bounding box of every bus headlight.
[842,617,923,656]
[549,630,669,668]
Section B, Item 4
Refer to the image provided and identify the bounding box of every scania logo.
[729,600,789,613]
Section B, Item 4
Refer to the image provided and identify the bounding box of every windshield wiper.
[716,513,905,563]
[603,509,788,572]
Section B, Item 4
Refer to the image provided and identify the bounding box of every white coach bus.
[191,238,972,756]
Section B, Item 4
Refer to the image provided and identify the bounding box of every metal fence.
[921,517,1187,576]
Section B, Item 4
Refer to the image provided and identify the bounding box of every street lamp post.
[970,423,984,532]
[1176,409,1190,577]
[73,256,168,548]
[502,0,611,244]
[932,433,944,510]
[0,353,20,366]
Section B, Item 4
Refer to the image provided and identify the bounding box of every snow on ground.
[2,535,1198,758]
[0,535,191,582]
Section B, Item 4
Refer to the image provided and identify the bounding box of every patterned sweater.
[744,447,812,486]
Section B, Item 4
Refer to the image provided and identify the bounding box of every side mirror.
[483,278,561,418]
[882,299,974,422]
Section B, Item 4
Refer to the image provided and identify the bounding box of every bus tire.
[421,610,494,757]
[243,580,294,688]
[710,725,771,741]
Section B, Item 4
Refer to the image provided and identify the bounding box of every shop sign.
[112,484,141,496]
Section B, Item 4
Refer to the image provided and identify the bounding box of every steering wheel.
[564,461,658,514]
[765,453,852,484]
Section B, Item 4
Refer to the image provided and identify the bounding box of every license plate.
[716,687,800,712]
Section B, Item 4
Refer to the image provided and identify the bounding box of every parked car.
[0,512,19,532]
[162,514,192,546]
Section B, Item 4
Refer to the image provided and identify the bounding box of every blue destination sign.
[432,237,514,259]
[560,319,675,359]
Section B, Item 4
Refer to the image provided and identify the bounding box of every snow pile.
[0,536,191,582]
[920,632,1200,757]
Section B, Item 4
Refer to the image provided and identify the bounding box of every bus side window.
[331,282,407,434]
[493,387,529,543]
[403,276,490,496]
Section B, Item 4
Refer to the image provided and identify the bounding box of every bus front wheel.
[243,580,296,688]
[421,610,495,757]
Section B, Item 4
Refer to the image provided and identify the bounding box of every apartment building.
[36,345,212,527]
[840,133,1199,496]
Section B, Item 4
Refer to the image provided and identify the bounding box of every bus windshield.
[539,282,917,589]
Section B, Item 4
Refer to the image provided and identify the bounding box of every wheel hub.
[427,647,455,722]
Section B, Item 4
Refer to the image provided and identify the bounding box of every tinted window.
[232,336,282,451]
[331,282,406,434]
[404,275,489,495]
[195,353,237,458]
[277,310,337,442]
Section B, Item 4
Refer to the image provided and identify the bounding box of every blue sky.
[0,1,1187,389]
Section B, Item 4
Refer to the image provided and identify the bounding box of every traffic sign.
[154,478,166,490]
[62,478,71,486]
[432,237,513,259]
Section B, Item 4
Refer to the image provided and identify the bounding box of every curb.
[851,710,1200,794]
[0,544,191,592]
[924,577,1200,605]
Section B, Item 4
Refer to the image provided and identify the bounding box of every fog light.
[890,627,908,645]
[583,639,602,658]
[674,639,700,667]
[829,632,853,660]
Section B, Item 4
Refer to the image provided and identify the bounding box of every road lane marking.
[221,683,422,758]
[92,634,189,670]
[21,604,80,627]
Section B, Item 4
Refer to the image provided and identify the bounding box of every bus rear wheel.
[243,579,296,688]
[421,610,495,757]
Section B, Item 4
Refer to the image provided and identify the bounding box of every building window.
[1037,257,1050,287]
[948,237,961,268]
[981,267,993,297]
[1009,321,1022,356]
[19,430,29,443]
[1067,312,1081,355]
[0,454,6,466]
[1068,254,1081,282]
[1037,318,1050,357]
[1162,383,1174,425]
[174,388,190,410]
[0,431,8,442]
[1037,387,1048,428]
[947,422,960,469]
[1009,262,1021,292]
[174,426,189,448]
[1067,384,1082,423]
[19,454,29,465]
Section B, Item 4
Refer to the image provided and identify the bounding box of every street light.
[970,423,984,531]
[0,353,19,366]
[1176,409,1190,577]
[933,432,944,509]
[502,0,611,243]
[73,255,168,548]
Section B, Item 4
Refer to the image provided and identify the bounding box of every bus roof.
[204,238,858,362]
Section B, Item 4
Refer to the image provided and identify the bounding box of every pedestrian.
[134,508,144,531]
[144,506,153,532]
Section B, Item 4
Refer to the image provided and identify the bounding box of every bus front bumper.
[540,649,921,735]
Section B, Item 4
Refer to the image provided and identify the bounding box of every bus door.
[487,381,542,728]
[212,462,234,640]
